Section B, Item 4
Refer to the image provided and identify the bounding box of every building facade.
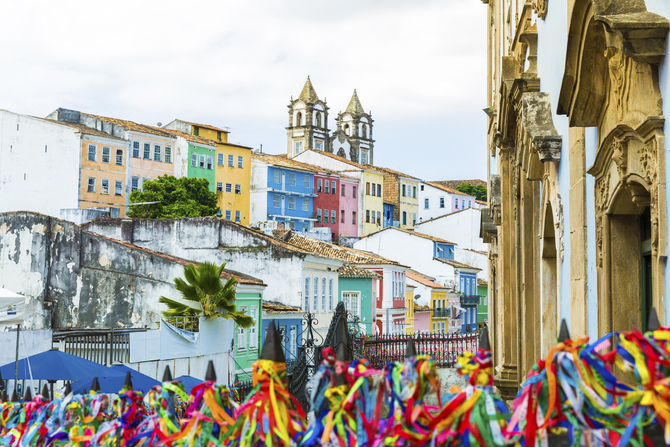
[337,265,381,336]
[479,0,670,399]
[419,182,477,222]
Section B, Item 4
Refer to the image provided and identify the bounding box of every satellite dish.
[157,122,162,127]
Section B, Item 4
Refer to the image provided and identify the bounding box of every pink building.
[339,176,359,239]
[413,304,432,333]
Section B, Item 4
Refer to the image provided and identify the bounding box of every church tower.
[331,90,374,165]
[287,76,329,159]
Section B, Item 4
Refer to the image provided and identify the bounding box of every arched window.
[296,112,302,126]
[362,124,367,139]
[316,112,322,128]
[344,124,349,135]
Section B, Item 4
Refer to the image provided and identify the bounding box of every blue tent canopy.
[0,350,125,382]
[173,375,203,394]
[71,364,160,394]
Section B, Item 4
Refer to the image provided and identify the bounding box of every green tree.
[127,175,218,219]
[159,261,255,328]
[456,183,487,202]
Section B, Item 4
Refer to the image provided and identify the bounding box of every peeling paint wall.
[0,212,186,330]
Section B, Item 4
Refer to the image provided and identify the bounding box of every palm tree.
[159,261,255,328]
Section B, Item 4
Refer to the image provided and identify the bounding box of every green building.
[229,270,266,381]
[477,278,488,328]
[337,265,382,336]
[187,143,217,192]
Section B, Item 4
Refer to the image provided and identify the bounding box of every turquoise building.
[337,264,381,336]
[230,271,266,381]
[477,278,488,328]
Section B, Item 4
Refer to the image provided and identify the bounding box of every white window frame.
[226,183,232,193]
[228,154,234,167]
[191,153,197,167]
[225,210,231,220]
[237,305,247,350]
[289,325,297,357]
[216,182,223,192]
[199,154,206,168]
[235,211,241,222]
[321,277,327,312]
[331,209,336,224]
[132,141,140,158]
[115,148,124,166]
[273,195,281,208]
[305,277,310,312]
[313,276,319,311]
[274,170,281,184]
[249,305,258,349]
[331,181,336,194]
[101,179,109,195]
[143,143,151,159]
[238,156,243,168]
[218,153,224,165]
[303,175,310,188]
[328,278,334,311]
[154,145,161,162]
[131,176,139,192]
[235,184,241,194]
[302,198,309,211]
[165,146,172,163]
[206,156,213,170]
[102,146,110,163]
[342,291,361,318]
[87,177,96,193]
[295,141,302,155]
[115,180,123,196]
[289,173,296,186]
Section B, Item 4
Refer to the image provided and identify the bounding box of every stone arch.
[296,111,302,127]
[540,195,560,357]
[337,148,346,158]
[316,112,321,128]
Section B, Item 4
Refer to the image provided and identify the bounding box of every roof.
[345,89,365,114]
[464,248,487,256]
[477,278,488,286]
[252,153,319,173]
[476,200,488,205]
[82,230,266,286]
[424,181,475,197]
[366,165,421,181]
[406,271,448,289]
[414,304,432,312]
[177,120,229,134]
[263,301,302,314]
[39,119,128,142]
[431,180,486,190]
[337,264,382,279]
[432,257,482,271]
[298,76,320,103]
[363,226,457,245]
[300,149,373,172]
[415,208,472,225]
[147,126,219,147]
[273,230,403,266]
[84,113,177,138]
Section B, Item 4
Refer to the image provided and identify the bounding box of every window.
[288,197,296,210]
[295,141,302,155]
[115,148,123,165]
[165,146,172,163]
[352,211,356,224]
[328,279,334,311]
[343,292,360,317]
[315,141,322,151]
[101,179,109,195]
[377,211,381,224]
[413,186,417,198]
[324,209,329,222]
[305,277,310,312]
[249,306,258,348]
[102,147,110,163]
[402,184,406,197]
[238,305,247,350]
[216,182,223,192]
[235,211,241,222]
[87,177,95,193]
[131,176,139,192]
[143,143,151,159]
[313,277,319,311]
[433,322,436,333]
[218,153,224,165]
[191,153,197,167]
[366,210,370,223]
[238,156,243,168]
[440,197,445,208]
[469,200,472,208]
[371,184,376,196]
[371,211,375,224]
[199,154,206,168]
[324,181,329,194]
[341,210,345,223]
[353,186,357,198]
[424,198,429,209]
[455,199,459,209]
[361,151,368,165]
[413,212,417,226]
[226,183,232,193]
[317,179,322,192]
[462,199,465,208]
[273,195,280,208]
[303,175,310,188]
[225,210,231,220]
[331,210,336,224]
[289,325,297,356]
[377,184,382,197]
[193,127,199,136]
[154,145,161,161]
[302,222,309,231]
[132,141,140,158]
[331,181,336,194]
[316,209,321,222]
[235,184,241,194]
[289,221,295,230]
[341,184,345,196]
[228,154,234,167]
[316,112,321,127]
[87,144,97,161]
[321,277,326,312]
[302,198,309,211]
[366,182,370,195]
[289,173,296,186]
[115,180,123,196]
[403,211,407,225]
[206,156,213,170]
[274,170,281,184]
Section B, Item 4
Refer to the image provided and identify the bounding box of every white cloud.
[0,0,487,180]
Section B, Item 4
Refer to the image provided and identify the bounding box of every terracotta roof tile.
[432,257,482,271]
[146,126,218,147]
[178,120,229,133]
[477,278,488,286]
[337,264,382,278]
[414,304,432,311]
[39,119,128,142]
[464,248,487,256]
[363,227,457,245]
[407,271,448,289]
[84,113,177,138]
[253,153,320,173]
[476,200,488,205]
[263,301,302,313]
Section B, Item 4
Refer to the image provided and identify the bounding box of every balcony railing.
[432,309,448,318]
[460,295,481,305]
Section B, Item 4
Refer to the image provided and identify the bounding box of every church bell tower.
[331,90,374,164]
[287,76,330,159]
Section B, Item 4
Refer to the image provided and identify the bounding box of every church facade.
[286,77,375,165]
[480,0,670,400]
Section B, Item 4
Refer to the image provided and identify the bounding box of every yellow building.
[361,169,385,236]
[368,166,420,229]
[164,120,252,225]
[406,271,449,333]
[405,284,416,334]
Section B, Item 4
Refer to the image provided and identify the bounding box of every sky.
[0,0,488,181]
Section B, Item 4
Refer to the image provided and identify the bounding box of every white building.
[419,181,477,223]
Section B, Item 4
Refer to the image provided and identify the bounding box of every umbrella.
[173,375,203,394]
[0,349,126,382]
[71,364,160,394]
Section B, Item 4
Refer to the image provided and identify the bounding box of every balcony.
[432,309,448,318]
[460,295,481,305]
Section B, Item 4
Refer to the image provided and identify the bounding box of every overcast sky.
[0,0,487,181]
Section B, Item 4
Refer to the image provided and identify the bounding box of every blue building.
[457,269,479,333]
[251,153,317,232]
[383,203,395,228]
[261,302,304,369]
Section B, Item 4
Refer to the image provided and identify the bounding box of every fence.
[357,331,479,369]
[52,328,147,366]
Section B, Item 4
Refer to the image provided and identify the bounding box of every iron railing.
[358,331,479,369]
[52,328,147,365]
[433,309,448,318]
[460,295,481,305]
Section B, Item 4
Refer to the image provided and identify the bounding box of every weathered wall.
[83,217,312,307]
[0,211,187,330]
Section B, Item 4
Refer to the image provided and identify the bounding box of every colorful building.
[163,120,252,225]
[337,264,381,336]
[406,271,450,334]
[313,169,359,242]
[229,271,266,381]
[250,153,317,231]
[368,166,420,230]
[477,278,488,329]
[261,302,305,373]
[413,304,432,333]
[418,181,477,223]
[405,283,416,334]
